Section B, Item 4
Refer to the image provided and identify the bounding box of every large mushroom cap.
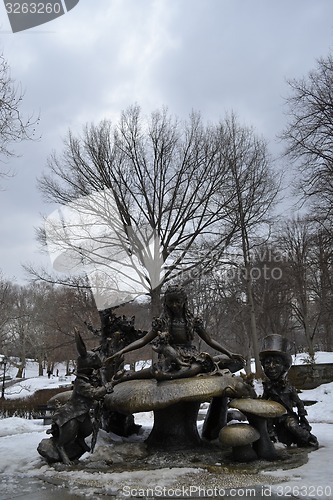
[229,398,286,418]
[219,423,260,447]
[105,374,251,414]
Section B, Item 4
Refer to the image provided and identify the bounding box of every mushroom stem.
[202,396,228,440]
[232,443,258,462]
[247,415,279,461]
[228,398,286,461]
[219,423,260,463]
[146,401,202,449]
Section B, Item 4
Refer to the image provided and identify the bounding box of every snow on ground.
[303,383,333,424]
[4,375,74,400]
[4,357,73,380]
[266,423,333,499]
[2,351,331,400]
[293,351,333,365]
[0,353,333,498]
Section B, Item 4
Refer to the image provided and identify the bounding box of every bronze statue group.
[37,285,318,465]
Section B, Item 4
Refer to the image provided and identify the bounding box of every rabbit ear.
[75,330,87,358]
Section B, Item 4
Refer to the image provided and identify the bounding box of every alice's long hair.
[155,285,195,342]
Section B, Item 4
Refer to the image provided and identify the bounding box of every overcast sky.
[0,0,333,283]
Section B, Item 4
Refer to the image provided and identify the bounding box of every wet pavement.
[0,477,300,500]
[0,433,313,499]
[0,458,303,500]
[0,476,79,499]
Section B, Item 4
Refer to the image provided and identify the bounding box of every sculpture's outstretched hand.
[229,352,246,367]
[104,350,124,365]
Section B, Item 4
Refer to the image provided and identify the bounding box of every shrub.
[0,387,72,419]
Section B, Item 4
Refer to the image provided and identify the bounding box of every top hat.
[259,334,292,367]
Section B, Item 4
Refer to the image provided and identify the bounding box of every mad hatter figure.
[260,334,318,448]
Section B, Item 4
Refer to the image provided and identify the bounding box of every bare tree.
[309,228,333,351]
[220,114,280,376]
[251,244,294,340]
[0,275,16,352]
[187,268,249,361]
[8,284,34,377]
[0,53,39,176]
[37,106,242,317]
[277,217,319,359]
[281,52,333,226]
[2,279,98,376]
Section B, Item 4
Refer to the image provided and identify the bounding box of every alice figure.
[106,285,245,382]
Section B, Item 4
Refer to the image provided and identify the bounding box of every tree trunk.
[150,286,162,319]
[324,322,333,351]
[245,262,263,378]
[65,360,71,376]
[242,329,252,376]
[16,357,25,378]
[304,315,315,361]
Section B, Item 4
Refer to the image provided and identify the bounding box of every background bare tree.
[220,114,280,375]
[1,279,98,377]
[311,228,333,351]
[37,106,247,316]
[251,244,294,341]
[0,275,16,354]
[0,53,38,176]
[281,52,333,228]
[187,268,249,363]
[277,217,319,360]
